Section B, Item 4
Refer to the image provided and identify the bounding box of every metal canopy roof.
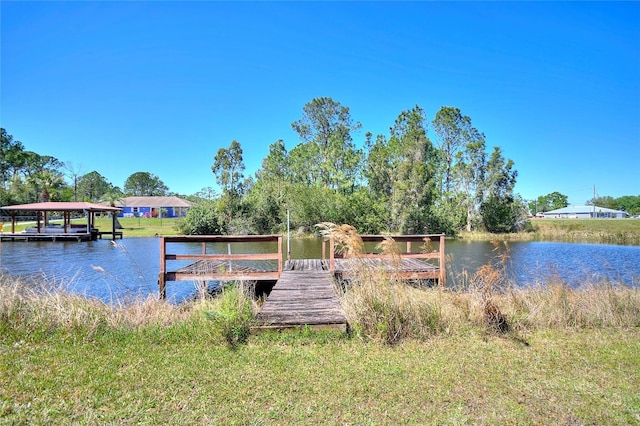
[0,202,121,212]
[543,205,627,215]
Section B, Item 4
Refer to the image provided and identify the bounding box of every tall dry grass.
[3,224,639,346]
[319,223,447,343]
[316,222,364,258]
[504,281,640,328]
[326,224,640,344]
[0,274,210,338]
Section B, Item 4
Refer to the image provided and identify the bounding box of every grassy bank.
[95,216,182,237]
[2,275,639,424]
[459,218,640,245]
[5,216,639,244]
[1,217,182,237]
[531,218,640,244]
[3,326,638,425]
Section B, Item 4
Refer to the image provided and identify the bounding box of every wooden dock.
[0,202,121,242]
[158,235,283,300]
[158,234,446,330]
[0,229,122,242]
[97,231,123,239]
[325,234,446,286]
[256,259,346,331]
[0,232,95,242]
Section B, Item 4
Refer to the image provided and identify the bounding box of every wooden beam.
[159,237,167,300]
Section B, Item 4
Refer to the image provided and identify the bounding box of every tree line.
[1,128,171,207]
[184,98,526,235]
[4,98,638,234]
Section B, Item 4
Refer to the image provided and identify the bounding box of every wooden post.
[287,209,291,261]
[277,235,283,275]
[329,236,335,272]
[407,241,412,254]
[158,236,167,300]
[439,234,446,287]
[111,211,117,240]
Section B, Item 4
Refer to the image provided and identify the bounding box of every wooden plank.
[166,253,281,261]
[176,259,278,273]
[168,271,280,281]
[162,235,281,244]
[158,235,285,299]
[256,265,347,330]
[359,234,444,243]
[334,257,442,282]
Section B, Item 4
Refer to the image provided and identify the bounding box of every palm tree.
[30,171,64,203]
[101,189,125,229]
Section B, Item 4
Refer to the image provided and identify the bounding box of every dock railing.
[322,234,446,286]
[158,235,283,299]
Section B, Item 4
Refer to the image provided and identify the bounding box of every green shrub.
[177,200,223,235]
[205,283,255,346]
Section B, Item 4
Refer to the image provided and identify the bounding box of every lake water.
[1,237,638,303]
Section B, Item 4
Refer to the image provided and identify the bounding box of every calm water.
[1,238,638,303]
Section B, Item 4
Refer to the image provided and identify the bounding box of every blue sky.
[1,1,638,205]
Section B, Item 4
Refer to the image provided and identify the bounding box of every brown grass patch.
[0,274,209,337]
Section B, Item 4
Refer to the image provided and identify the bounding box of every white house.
[541,205,628,219]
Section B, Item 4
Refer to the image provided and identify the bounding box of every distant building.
[541,205,628,219]
[116,196,192,218]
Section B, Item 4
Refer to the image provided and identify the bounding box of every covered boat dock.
[0,202,122,241]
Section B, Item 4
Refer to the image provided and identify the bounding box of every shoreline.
[5,217,639,246]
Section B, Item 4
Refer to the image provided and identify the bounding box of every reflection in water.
[1,237,638,303]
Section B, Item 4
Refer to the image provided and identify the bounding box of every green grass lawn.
[2,326,638,425]
[459,218,640,245]
[531,218,640,234]
[0,216,182,237]
[530,218,640,245]
[2,265,639,424]
[95,216,182,237]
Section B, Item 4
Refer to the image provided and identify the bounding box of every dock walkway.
[256,259,347,331]
[158,234,445,330]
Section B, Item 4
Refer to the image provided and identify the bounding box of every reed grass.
[0,274,216,342]
[326,225,640,344]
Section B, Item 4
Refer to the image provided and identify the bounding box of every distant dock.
[0,201,122,242]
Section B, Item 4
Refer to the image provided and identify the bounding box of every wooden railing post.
[278,235,283,275]
[439,234,446,287]
[158,236,167,299]
[329,236,335,272]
